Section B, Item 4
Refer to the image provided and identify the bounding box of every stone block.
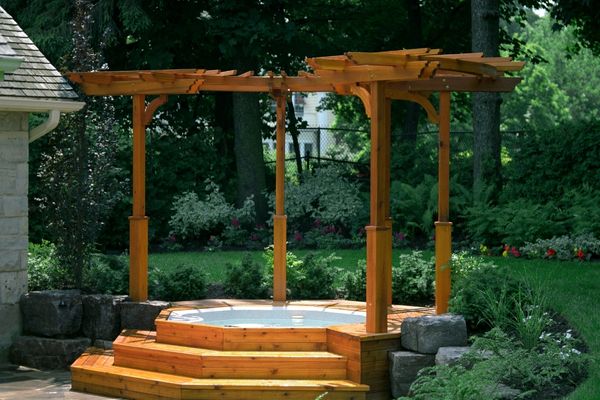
[0,235,27,250]
[0,217,26,235]
[120,300,170,331]
[21,290,82,337]
[9,336,90,370]
[2,196,28,217]
[0,112,27,132]
[15,163,28,194]
[401,314,468,354]
[0,304,21,362]
[435,346,471,366]
[82,294,127,341]
[389,351,435,398]
[0,270,27,304]
[93,339,113,350]
[0,250,20,272]
[0,168,17,194]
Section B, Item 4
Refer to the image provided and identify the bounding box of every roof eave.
[0,96,85,112]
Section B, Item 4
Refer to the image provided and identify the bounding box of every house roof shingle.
[0,6,79,102]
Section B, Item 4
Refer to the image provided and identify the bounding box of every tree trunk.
[471,0,502,202]
[232,92,268,223]
[286,99,303,179]
[402,0,423,144]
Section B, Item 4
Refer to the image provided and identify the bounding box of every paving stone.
[401,314,468,354]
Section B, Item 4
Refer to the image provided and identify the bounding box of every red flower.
[294,231,303,242]
[577,248,585,260]
[510,246,521,257]
[546,248,556,258]
[231,217,240,228]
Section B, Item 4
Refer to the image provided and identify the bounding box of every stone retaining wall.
[0,111,29,361]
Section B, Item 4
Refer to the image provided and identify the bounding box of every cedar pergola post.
[366,81,391,333]
[435,91,452,313]
[273,94,287,302]
[130,94,148,301]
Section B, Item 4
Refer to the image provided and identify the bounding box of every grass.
[149,248,366,282]
[491,256,600,400]
[149,249,600,398]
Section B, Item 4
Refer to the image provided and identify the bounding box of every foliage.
[391,251,435,305]
[449,253,522,328]
[272,166,366,234]
[402,327,587,400]
[342,251,435,305]
[465,199,569,246]
[223,254,269,299]
[169,180,255,242]
[82,254,129,295]
[264,247,340,300]
[27,241,71,291]
[390,176,437,242]
[150,264,207,301]
[29,1,123,288]
[521,234,600,261]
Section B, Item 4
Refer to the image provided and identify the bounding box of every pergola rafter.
[68,48,524,334]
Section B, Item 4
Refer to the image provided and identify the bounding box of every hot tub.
[167,305,366,328]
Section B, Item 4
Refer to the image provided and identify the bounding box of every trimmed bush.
[224,254,269,299]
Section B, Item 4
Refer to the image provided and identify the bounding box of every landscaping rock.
[9,336,90,370]
[401,314,467,354]
[120,300,170,331]
[484,383,523,399]
[81,294,127,341]
[93,339,113,350]
[435,346,471,366]
[20,290,82,337]
[389,351,435,398]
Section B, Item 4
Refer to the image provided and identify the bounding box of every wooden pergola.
[68,48,523,334]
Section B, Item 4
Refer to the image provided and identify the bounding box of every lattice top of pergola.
[67,48,524,96]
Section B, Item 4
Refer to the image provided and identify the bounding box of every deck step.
[156,319,328,351]
[114,330,347,379]
[72,350,369,400]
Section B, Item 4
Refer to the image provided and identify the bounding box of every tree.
[552,0,600,55]
[34,0,121,287]
[472,0,502,203]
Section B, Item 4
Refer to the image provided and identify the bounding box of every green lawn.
[149,249,600,398]
[491,257,600,400]
[149,248,367,282]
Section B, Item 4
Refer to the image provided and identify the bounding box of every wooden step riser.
[157,322,328,351]
[114,348,347,380]
[73,366,366,400]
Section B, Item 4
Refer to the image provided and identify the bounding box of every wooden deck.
[71,300,432,400]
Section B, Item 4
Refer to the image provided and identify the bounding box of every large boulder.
[435,346,471,366]
[20,290,82,337]
[120,300,170,331]
[81,294,127,341]
[9,336,90,370]
[401,314,468,354]
[389,351,435,397]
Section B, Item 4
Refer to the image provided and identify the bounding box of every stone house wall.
[0,111,29,360]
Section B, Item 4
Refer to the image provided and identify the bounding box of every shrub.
[466,199,569,246]
[521,233,600,261]
[150,265,207,301]
[391,251,435,305]
[82,254,128,294]
[287,253,340,299]
[343,251,435,305]
[224,254,269,299]
[449,253,521,329]
[271,166,366,233]
[263,247,340,299]
[28,241,71,291]
[169,179,255,241]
